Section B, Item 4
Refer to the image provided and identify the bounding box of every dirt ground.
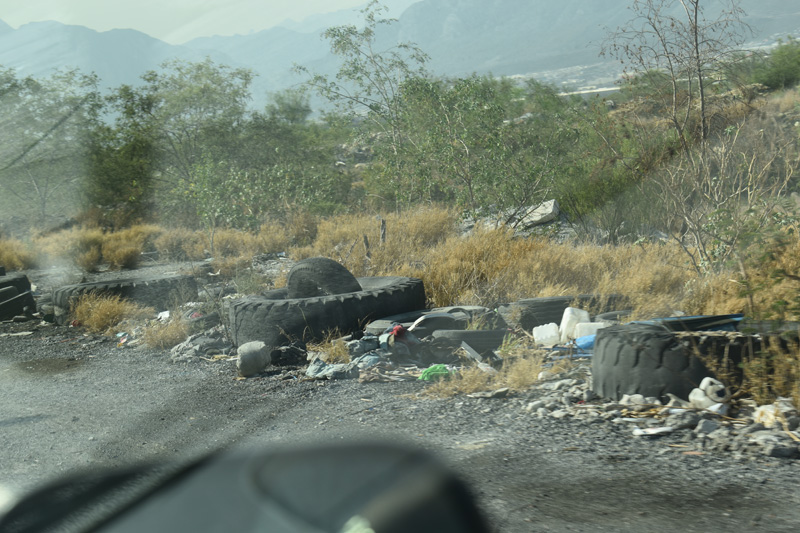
[2,265,800,531]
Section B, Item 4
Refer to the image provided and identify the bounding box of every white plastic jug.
[573,322,606,339]
[559,307,591,343]
[532,322,559,345]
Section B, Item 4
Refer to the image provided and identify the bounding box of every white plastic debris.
[157,310,170,322]
[754,397,798,428]
[633,426,674,437]
[666,393,690,408]
[532,322,559,345]
[559,307,591,343]
[688,377,730,409]
[705,402,728,416]
[573,322,606,338]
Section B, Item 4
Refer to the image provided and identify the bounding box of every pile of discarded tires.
[0,268,36,320]
[229,257,427,347]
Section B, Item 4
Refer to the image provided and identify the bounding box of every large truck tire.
[229,276,426,347]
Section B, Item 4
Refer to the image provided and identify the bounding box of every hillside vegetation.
[1,2,800,323]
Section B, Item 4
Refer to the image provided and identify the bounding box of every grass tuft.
[71,292,153,334]
[0,238,37,270]
[142,318,190,349]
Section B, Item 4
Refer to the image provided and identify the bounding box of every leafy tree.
[94,58,255,226]
[755,37,800,90]
[297,0,429,159]
[0,68,101,220]
[265,87,312,124]
[85,85,158,225]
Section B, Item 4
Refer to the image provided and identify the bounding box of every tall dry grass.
[71,292,153,334]
[0,238,37,270]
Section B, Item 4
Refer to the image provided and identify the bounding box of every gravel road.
[2,266,800,531]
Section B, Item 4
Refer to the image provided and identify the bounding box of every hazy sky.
[0,0,378,44]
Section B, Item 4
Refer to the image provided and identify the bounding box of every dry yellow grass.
[101,225,163,270]
[292,206,458,277]
[257,219,293,252]
[210,228,261,257]
[34,227,105,271]
[142,318,190,349]
[308,331,351,363]
[153,228,207,261]
[0,238,36,270]
[424,343,573,398]
[210,255,252,278]
[71,292,153,334]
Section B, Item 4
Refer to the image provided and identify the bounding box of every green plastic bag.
[419,364,452,382]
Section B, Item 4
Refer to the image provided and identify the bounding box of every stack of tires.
[0,269,36,320]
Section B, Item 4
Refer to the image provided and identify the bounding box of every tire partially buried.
[592,323,762,402]
[52,274,197,325]
[229,276,426,347]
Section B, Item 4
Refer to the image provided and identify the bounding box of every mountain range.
[1,0,799,110]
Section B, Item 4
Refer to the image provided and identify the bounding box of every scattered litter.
[116,332,129,347]
[754,397,798,429]
[305,358,359,380]
[359,365,422,383]
[157,310,170,322]
[633,426,674,437]
[0,331,34,337]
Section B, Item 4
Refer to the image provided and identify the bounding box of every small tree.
[296,1,429,175]
[603,0,750,149]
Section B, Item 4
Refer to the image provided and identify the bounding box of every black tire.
[0,286,19,301]
[0,291,35,320]
[52,275,197,325]
[592,323,755,402]
[430,329,510,355]
[0,273,32,295]
[229,276,426,347]
[260,288,289,299]
[286,257,362,299]
[498,294,626,331]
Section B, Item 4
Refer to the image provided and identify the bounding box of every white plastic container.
[573,322,606,339]
[559,307,591,343]
[532,322,560,345]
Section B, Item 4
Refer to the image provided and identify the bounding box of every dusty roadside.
[2,317,800,532]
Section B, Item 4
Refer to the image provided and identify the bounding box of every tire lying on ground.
[52,274,197,325]
[498,294,627,331]
[0,290,35,320]
[229,276,426,347]
[0,273,32,295]
[430,329,510,355]
[592,323,763,402]
[286,257,362,299]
